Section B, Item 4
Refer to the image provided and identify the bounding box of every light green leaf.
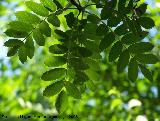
[109,41,123,62]
[64,82,81,99]
[39,21,51,37]
[18,46,27,63]
[44,56,66,67]
[4,39,24,47]
[49,44,67,54]
[135,54,159,64]
[117,50,130,73]
[47,14,60,27]
[139,64,153,81]
[25,1,49,17]
[33,28,45,46]
[128,42,154,54]
[40,0,56,11]
[41,68,66,81]
[16,11,41,25]
[128,58,138,81]
[43,81,64,97]
[55,90,68,113]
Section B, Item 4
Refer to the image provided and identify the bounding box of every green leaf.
[25,1,49,17]
[41,68,66,81]
[136,3,147,16]
[114,23,128,36]
[128,42,154,54]
[33,28,45,46]
[64,82,81,99]
[138,17,155,29]
[107,16,121,27]
[128,58,138,81]
[109,41,123,62]
[118,0,126,11]
[78,47,92,57]
[49,44,67,54]
[8,21,33,32]
[54,30,68,38]
[87,14,100,24]
[65,12,76,28]
[43,81,64,97]
[99,32,115,51]
[96,24,109,36]
[5,29,28,38]
[4,39,24,47]
[44,56,66,67]
[15,11,41,25]
[69,57,89,70]
[121,31,148,44]
[139,64,153,81]
[86,80,96,91]
[25,37,34,59]
[53,0,63,10]
[85,58,100,71]
[135,54,159,64]
[7,46,19,57]
[47,14,60,27]
[39,21,51,37]
[74,71,89,85]
[117,50,130,73]
[18,46,27,63]
[55,90,68,113]
[40,0,56,11]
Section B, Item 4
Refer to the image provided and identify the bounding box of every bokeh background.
[0,0,160,120]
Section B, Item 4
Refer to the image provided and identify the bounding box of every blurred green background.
[1,0,160,120]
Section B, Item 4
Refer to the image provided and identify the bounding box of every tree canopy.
[1,0,160,120]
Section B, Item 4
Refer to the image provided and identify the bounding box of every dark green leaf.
[109,41,123,62]
[64,82,81,99]
[128,42,154,54]
[87,14,100,24]
[47,14,60,27]
[139,64,153,81]
[128,58,138,81]
[44,56,66,67]
[99,32,115,51]
[65,12,77,28]
[69,57,89,70]
[18,46,27,63]
[7,46,19,57]
[33,28,45,46]
[74,71,89,85]
[25,1,49,17]
[41,68,66,81]
[55,90,68,113]
[5,29,28,38]
[114,23,128,36]
[78,47,92,57]
[54,30,68,38]
[53,0,63,9]
[4,39,24,47]
[135,54,159,64]
[136,3,147,16]
[96,24,109,36]
[138,17,155,29]
[117,50,130,73]
[43,81,64,97]
[25,37,34,59]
